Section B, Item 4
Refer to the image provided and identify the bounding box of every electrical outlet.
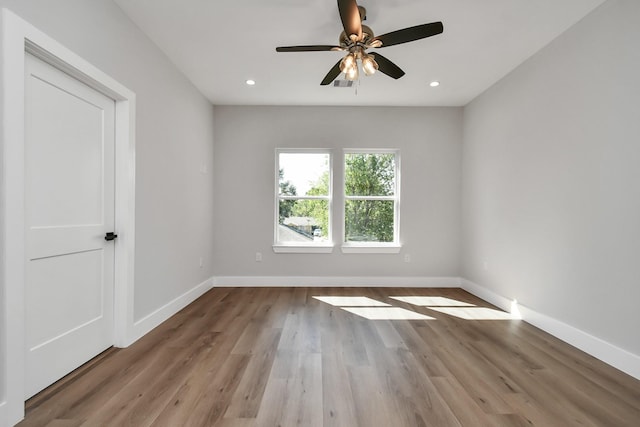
[404,254,411,263]
[255,252,262,262]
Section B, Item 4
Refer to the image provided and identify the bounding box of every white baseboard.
[0,401,8,427]
[460,278,515,313]
[461,278,640,380]
[0,398,20,427]
[213,276,462,288]
[128,277,214,346]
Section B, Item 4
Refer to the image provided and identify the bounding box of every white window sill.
[341,244,402,254]
[273,244,334,254]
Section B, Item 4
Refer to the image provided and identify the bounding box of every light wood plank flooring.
[18,287,640,426]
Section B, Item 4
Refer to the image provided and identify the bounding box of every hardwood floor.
[18,287,640,427]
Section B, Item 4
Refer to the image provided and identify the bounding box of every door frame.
[1,9,136,425]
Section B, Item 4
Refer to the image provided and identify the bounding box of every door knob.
[105,232,118,241]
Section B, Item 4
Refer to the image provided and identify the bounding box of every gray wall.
[3,0,637,410]
[213,106,462,278]
[0,0,216,321]
[462,0,640,355]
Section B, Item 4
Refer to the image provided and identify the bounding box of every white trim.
[461,278,640,380]
[340,244,401,254]
[272,244,334,254]
[0,401,6,427]
[0,9,136,425]
[129,278,214,346]
[113,92,136,348]
[213,276,461,288]
[460,278,515,314]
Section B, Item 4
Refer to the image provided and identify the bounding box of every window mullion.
[344,195,396,201]
[279,195,330,201]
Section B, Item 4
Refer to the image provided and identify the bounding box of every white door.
[24,53,116,399]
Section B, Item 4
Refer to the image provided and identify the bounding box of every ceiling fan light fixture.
[362,54,378,76]
[345,62,359,81]
[340,53,356,73]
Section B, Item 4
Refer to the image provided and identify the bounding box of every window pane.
[345,153,395,196]
[278,199,329,242]
[345,200,394,242]
[279,153,330,196]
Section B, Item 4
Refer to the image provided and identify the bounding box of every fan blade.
[320,60,343,85]
[373,22,443,48]
[370,53,405,79]
[338,0,362,41]
[276,45,343,52]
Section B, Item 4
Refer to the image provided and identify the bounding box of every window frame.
[273,148,334,253]
[341,149,401,254]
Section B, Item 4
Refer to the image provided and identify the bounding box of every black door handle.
[105,232,118,241]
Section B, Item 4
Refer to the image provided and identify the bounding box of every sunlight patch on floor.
[390,296,475,307]
[313,295,517,321]
[312,296,390,307]
[341,307,435,320]
[428,307,516,320]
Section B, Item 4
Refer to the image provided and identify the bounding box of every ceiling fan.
[275,0,443,85]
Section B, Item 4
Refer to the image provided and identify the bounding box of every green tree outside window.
[344,153,396,243]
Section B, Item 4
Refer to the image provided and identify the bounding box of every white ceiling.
[114,0,605,107]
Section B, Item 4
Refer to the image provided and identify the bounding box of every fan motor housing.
[339,25,374,48]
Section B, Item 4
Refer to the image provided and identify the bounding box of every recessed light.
[245,79,256,86]
[429,81,440,87]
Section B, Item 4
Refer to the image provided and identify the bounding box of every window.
[273,149,400,254]
[343,150,400,253]
[274,150,332,253]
